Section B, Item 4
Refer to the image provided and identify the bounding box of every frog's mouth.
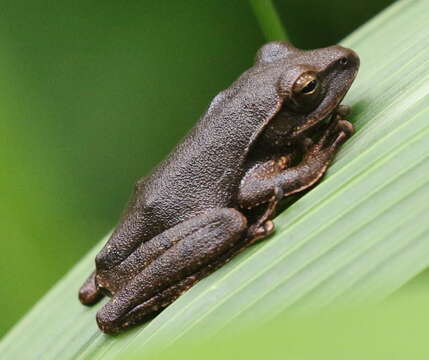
[257,99,348,148]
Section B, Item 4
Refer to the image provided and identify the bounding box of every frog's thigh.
[96,207,247,333]
[97,205,247,295]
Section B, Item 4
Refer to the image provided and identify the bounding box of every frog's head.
[255,41,359,142]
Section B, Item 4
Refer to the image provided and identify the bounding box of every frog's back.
[135,63,283,230]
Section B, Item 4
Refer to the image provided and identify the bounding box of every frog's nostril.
[346,50,360,68]
[339,57,348,66]
[338,52,360,70]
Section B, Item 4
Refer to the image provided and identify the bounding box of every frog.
[78,41,359,334]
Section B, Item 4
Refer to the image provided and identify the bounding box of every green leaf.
[1,0,429,358]
[249,0,289,42]
[129,288,429,360]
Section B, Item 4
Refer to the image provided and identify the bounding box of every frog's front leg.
[95,208,247,333]
[239,119,354,209]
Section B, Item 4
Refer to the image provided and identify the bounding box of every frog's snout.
[334,46,360,74]
[344,50,359,69]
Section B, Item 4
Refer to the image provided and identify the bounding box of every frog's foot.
[95,208,247,334]
[286,116,353,194]
[248,219,275,242]
[247,186,282,241]
[312,112,354,155]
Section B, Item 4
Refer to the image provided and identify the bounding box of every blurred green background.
[0,0,395,338]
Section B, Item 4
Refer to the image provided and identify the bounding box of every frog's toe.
[336,104,351,117]
[248,219,275,240]
[79,271,104,305]
[337,119,354,137]
[96,303,123,334]
[317,116,353,151]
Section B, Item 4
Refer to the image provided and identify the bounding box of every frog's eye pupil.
[301,79,317,94]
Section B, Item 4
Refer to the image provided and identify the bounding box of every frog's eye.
[286,71,323,113]
[293,72,319,96]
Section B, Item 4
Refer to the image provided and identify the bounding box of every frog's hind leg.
[96,208,247,333]
[101,210,276,333]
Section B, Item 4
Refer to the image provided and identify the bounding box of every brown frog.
[79,41,359,333]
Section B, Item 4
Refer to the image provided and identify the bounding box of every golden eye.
[293,73,319,95]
